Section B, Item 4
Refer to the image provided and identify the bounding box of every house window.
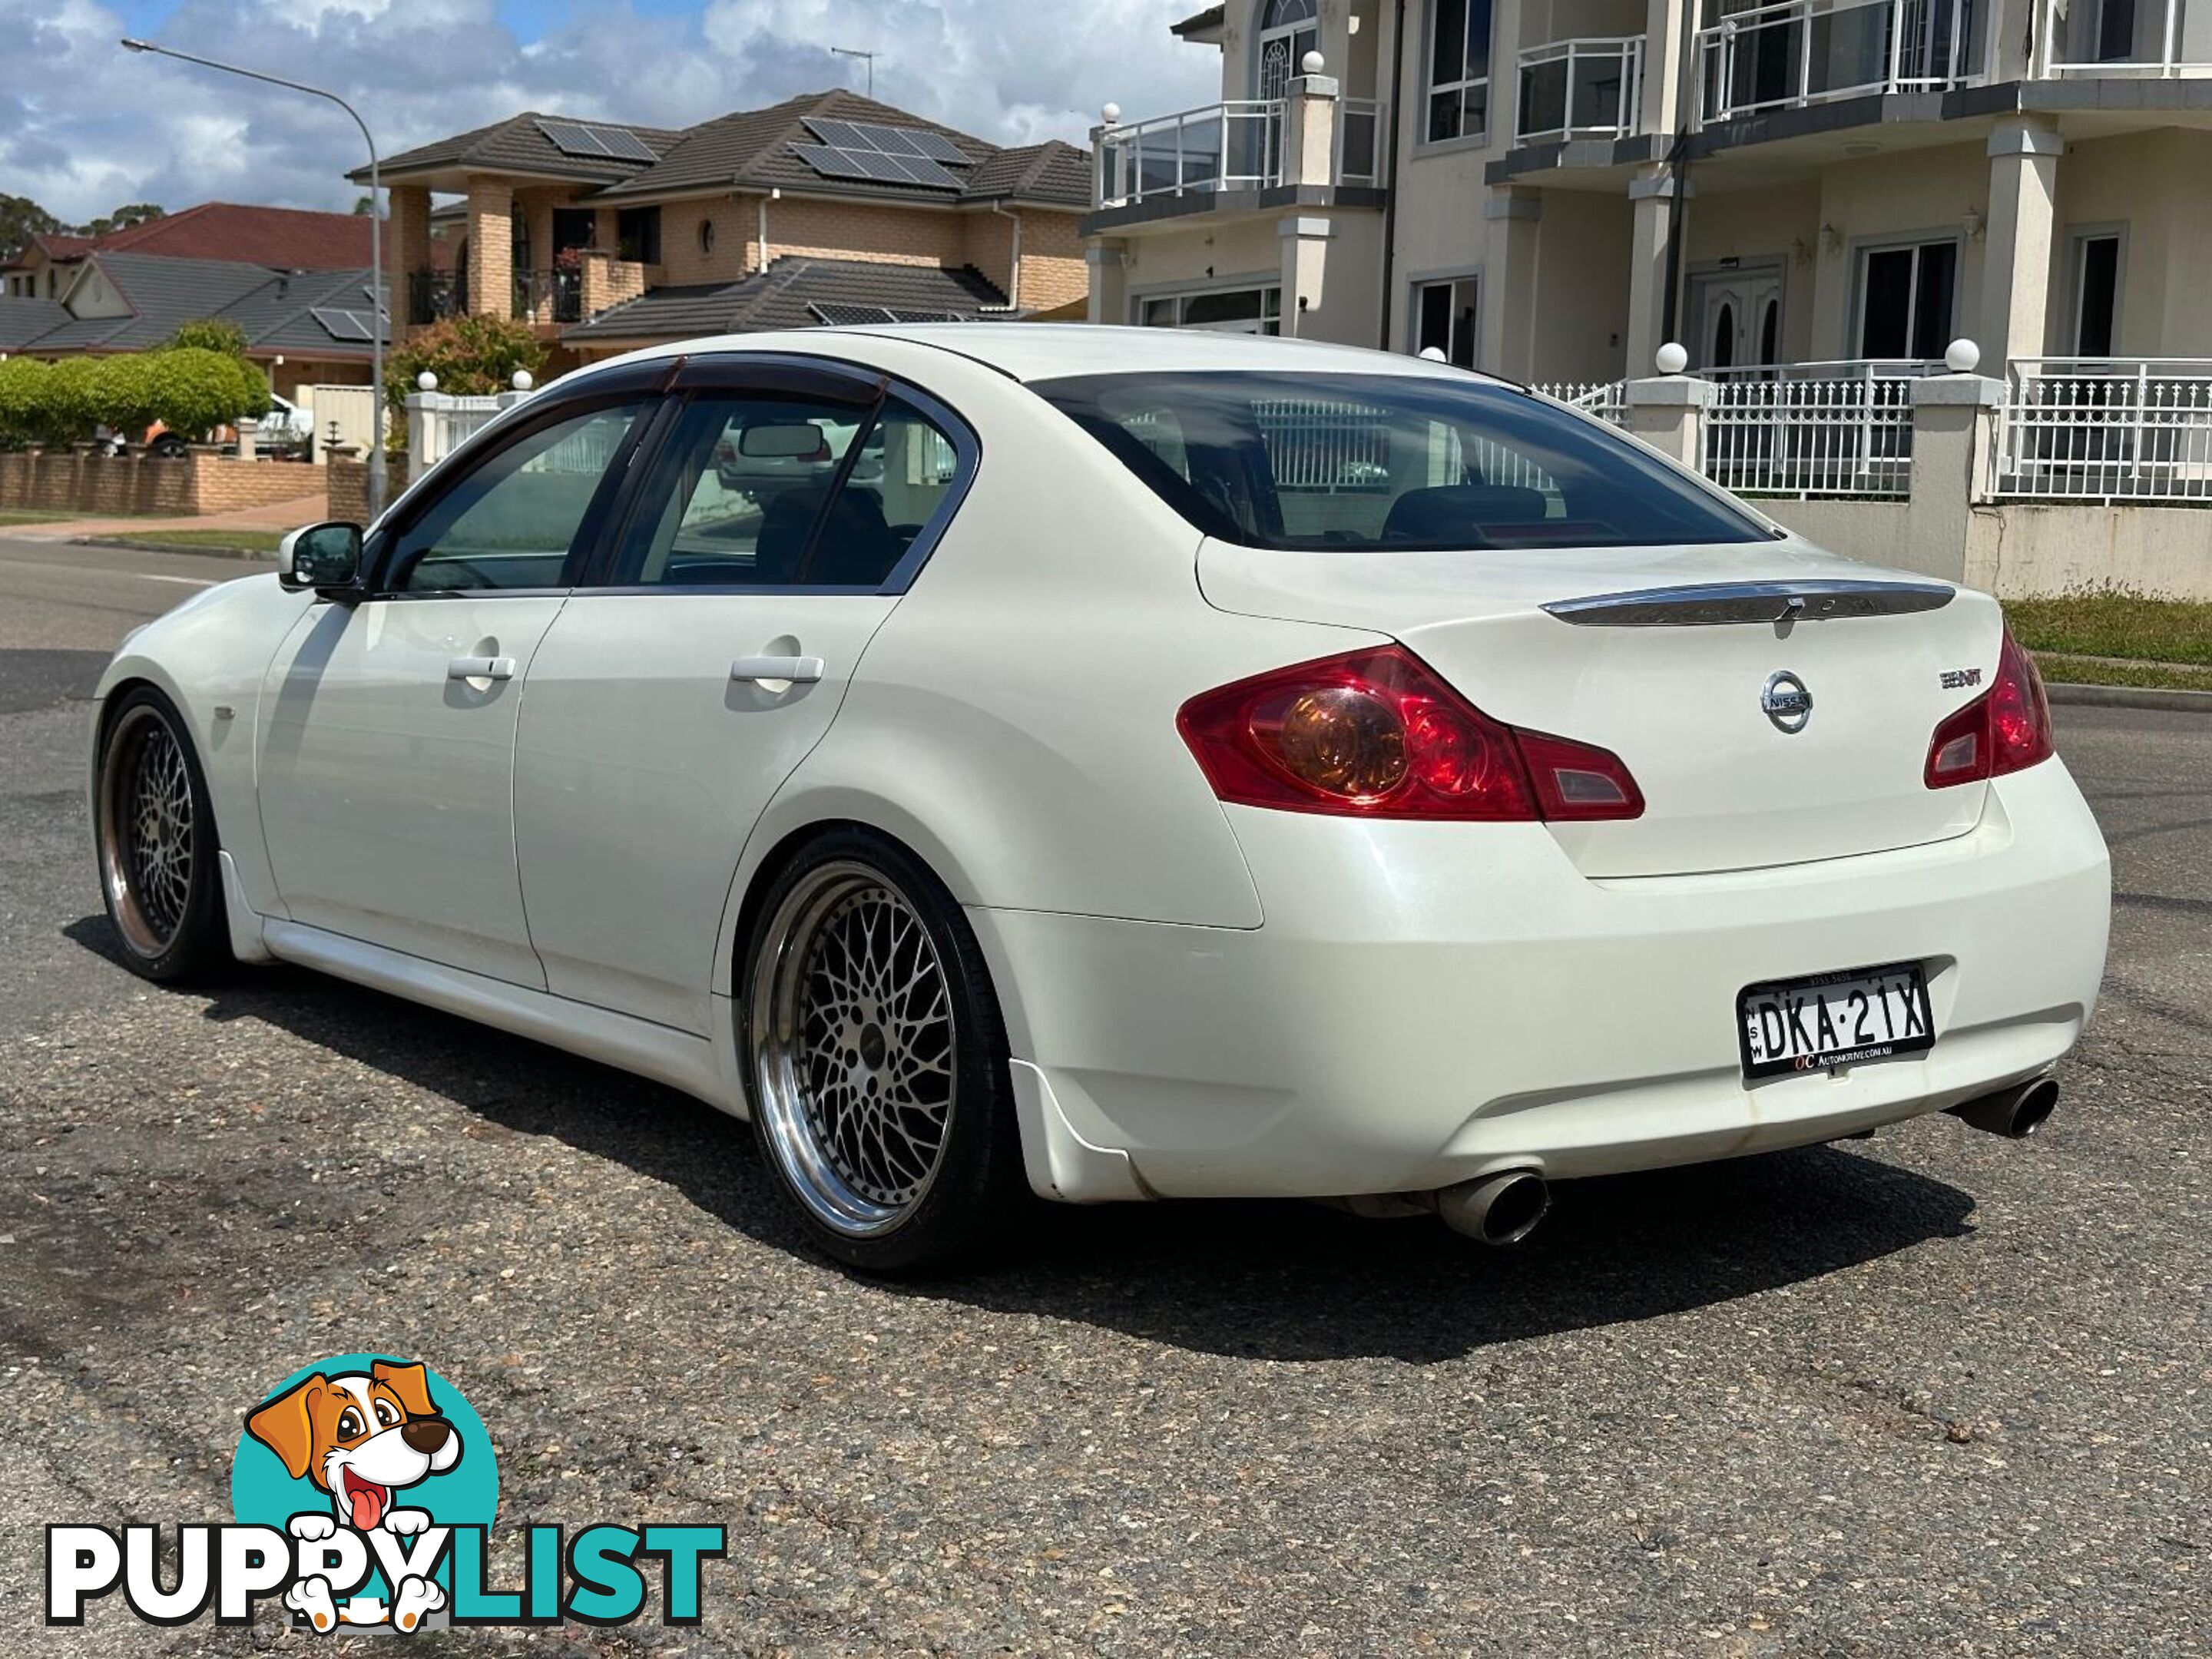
[1413,274,1479,367]
[1856,238,1957,360]
[2071,231,2121,356]
[1138,285,1282,333]
[699,217,716,257]
[1426,0,1494,143]
[1257,0,1320,99]
[617,207,662,265]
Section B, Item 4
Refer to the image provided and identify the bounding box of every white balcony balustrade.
[1094,96,1382,209]
[1697,0,1984,121]
[1515,38,1647,142]
[2043,0,2212,75]
[1996,358,2212,502]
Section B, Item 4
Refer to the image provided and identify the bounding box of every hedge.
[0,346,270,447]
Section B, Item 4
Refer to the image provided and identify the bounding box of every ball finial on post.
[1101,102,1121,124]
[1655,342,1689,375]
[416,370,438,392]
[1943,339,1980,373]
[512,369,534,392]
[1301,49,1326,75]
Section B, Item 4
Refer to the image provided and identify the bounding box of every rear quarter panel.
[711,342,1384,992]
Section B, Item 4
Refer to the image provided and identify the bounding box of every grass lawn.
[2005,591,2212,666]
[2032,653,2212,694]
[0,508,78,525]
[103,529,286,555]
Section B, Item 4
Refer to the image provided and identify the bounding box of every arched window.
[1710,301,1736,369]
[1257,0,1322,99]
[1759,297,1780,366]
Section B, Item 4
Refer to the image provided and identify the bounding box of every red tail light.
[1925,628,2055,789]
[1177,645,1644,822]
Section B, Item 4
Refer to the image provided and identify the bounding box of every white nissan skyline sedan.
[91,326,2111,1270]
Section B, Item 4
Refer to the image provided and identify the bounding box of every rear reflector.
[1178,645,1644,822]
[1925,628,2055,788]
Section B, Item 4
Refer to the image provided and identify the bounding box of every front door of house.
[1688,267,1783,373]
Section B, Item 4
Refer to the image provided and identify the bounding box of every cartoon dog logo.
[245,1359,462,1631]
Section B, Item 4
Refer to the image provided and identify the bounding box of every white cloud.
[0,0,1222,223]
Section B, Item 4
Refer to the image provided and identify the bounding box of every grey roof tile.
[0,253,387,359]
[363,111,685,185]
[565,254,1010,343]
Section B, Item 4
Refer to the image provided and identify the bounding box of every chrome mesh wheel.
[751,861,959,1237]
[98,704,197,959]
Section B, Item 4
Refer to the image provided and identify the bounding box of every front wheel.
[740,830,1028,1273]
[94,687,229,982]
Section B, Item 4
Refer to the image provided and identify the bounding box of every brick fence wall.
[326,458,369,525]
[0,450,326,518]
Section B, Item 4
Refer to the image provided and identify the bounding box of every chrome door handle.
[446,655,517,681]
[730,655,824,684]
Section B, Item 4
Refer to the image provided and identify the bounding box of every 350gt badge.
[1761,670,1814,733]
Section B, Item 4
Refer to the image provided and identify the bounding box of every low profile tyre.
[741,830,1028,1273]
[94,687,229,982]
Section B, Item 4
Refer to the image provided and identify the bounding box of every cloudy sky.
[0,0,1220,223]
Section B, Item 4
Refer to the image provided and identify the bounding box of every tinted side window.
[389,402,647,591]
[610,392,961,590]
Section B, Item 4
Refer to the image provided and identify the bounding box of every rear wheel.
[94,687,228,982]
[741,830,1027,1273]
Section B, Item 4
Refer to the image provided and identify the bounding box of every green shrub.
[165,318,250,357]
[91,353,160,436]
[41,358,104,445]
[0,357,51,445]
[386,313,545,404]
[137,348,270,439]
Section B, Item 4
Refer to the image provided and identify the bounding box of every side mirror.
[277,522,364,594]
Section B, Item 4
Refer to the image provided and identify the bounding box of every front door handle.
[731,655,825,685]
[447,655,517,681]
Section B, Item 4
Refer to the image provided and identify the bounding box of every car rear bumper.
[969,759,2111,1201]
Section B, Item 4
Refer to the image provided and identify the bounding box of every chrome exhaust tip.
[1948,1077,2060,1140]
[1435,1169,1550,1246]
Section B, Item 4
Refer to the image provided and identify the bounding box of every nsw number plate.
[1737,962,1934,1080]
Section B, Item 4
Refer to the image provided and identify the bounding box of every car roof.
[584,323,1511,389]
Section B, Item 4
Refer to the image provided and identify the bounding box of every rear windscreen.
[1034,371,1773,551]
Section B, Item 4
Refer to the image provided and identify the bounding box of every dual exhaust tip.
[1419,1077,2058,1247]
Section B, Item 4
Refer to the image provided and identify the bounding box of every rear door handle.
[446,655,517,681]
[731,655,825,684]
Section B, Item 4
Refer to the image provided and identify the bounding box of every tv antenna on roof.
[831,47,876,97]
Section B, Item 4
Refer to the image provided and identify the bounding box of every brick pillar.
[389,186,431,329]
[465,177,514,318]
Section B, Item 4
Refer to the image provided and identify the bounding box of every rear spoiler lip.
[1541,579,1956,628]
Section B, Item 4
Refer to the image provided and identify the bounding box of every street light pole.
[119,38,388,522]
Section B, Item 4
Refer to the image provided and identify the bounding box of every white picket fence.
[1995,359,2212,503]
[1534,381,1627,425]
[404,389,529,484]
[1701,373,1916,498]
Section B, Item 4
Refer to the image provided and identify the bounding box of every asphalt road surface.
[2,536,2206,1656]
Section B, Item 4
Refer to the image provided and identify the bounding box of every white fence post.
[1624,363,1714,469]
[405,392,433,485]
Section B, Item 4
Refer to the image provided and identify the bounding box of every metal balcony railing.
[1696,0,1983,122]
[1094,97,1384,208]
[407,270,463,326]
[2042,0,2212,75]
[514,268,584,325]
[1515,38,1647,141]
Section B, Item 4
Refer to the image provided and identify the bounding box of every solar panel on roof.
[809,303,896,326]
[885,308,969,323]
[886,154,966,188]
[906,131,973,165]
[310,306,374,343]
[854,123,930,157]
[791,143,876,182]
[537,118,657,163]
[802,117,869,149]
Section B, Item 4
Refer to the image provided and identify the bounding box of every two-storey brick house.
[363,88,1091,370]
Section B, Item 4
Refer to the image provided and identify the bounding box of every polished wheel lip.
[750,859,958,1238]
[97,704,194,960]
